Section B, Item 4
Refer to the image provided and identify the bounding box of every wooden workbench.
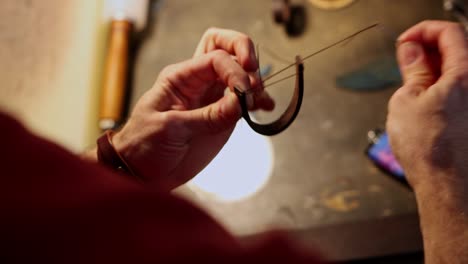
[131,0,447,261]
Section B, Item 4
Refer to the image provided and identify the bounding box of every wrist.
[411,167,467,207]
[412,168,468,219]
[110,127,136,169]
[96,130,141,180]
[411,170,468,264]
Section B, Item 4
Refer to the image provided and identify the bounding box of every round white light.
[189,121,274,202]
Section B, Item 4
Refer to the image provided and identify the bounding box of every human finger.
[243,72,275,110]
[194,27,258,72]
[161,50,252,100]
[396,41,435,95]
[398,20,468,76]
[170,91,241,135]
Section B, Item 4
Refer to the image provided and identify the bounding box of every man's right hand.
[387,20,468,264]
[110,28,274,191]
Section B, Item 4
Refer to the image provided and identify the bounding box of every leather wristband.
[97,130,138,179]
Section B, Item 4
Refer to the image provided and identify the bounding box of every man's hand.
[111,28,274,191]
[387,20,468,264]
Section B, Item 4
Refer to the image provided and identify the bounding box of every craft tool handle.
[99,20,132,130]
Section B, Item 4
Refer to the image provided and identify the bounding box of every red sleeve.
[0,112,323,263]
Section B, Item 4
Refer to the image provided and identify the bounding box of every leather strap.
[235,56,304,136]
[97,130,138,178]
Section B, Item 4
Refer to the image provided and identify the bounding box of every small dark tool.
[272,0,307,37]
[272,0,291,24]
[237,23,379,136]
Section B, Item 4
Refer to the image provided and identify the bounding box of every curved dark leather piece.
[235,56,304,136]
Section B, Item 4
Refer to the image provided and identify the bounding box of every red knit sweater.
[0,112,323,263]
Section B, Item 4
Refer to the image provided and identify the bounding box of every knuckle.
[210,49,229,58]
[409,68,432,79]
[202,27,219,40]
[224,68,240,82]
[405,69,433,87]
[419,20,436,27]
[447,22,464,34]
[205,26,220,35]
[237,34,252,46]
[202,27,218,42]
[160,63,178,78]
[209,50,250,88]
[228,69,249,86]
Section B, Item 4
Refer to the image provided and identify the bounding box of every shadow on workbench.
[343,252,423,264]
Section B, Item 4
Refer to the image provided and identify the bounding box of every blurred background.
[0,0,458,262]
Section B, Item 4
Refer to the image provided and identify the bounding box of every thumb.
[180,91,242,134]
[397,41,435,94]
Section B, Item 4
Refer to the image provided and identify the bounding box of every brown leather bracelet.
[97,130,138,179]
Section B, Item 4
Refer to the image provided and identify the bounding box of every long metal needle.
[262,23,379,83]
[263,73,296,88]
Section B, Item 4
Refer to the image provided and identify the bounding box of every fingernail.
[247,93,254,109]
[250,52,258,68]
[399,42,423,66]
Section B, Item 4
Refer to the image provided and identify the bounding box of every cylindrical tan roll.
[99,20,132,130]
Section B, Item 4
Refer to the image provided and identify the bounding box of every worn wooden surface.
[131,0,448,261]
